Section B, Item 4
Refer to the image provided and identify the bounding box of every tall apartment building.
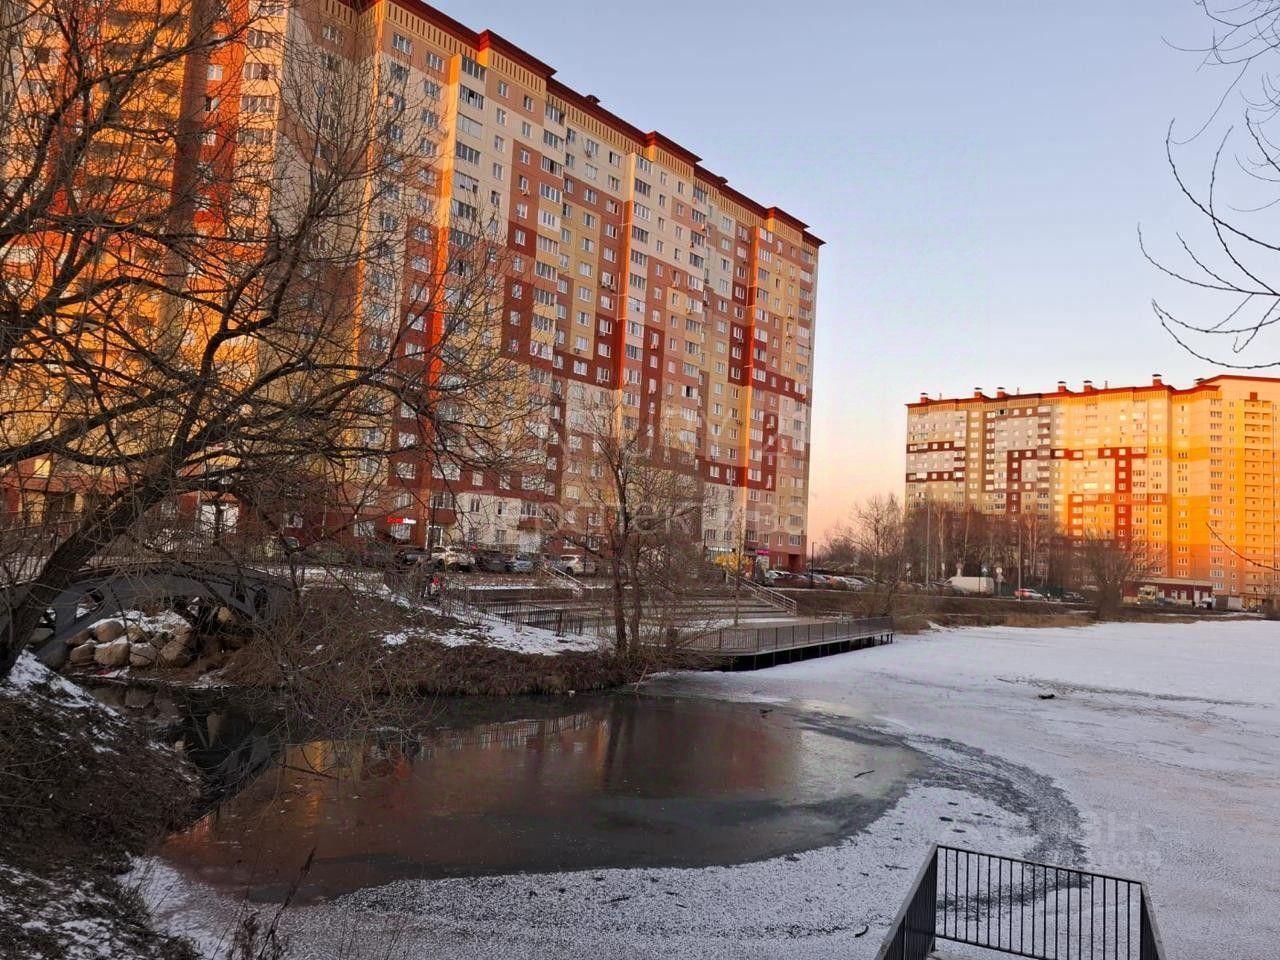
[1,0,821,571]
[906,376,1280,602]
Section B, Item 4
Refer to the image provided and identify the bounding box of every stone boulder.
[68,643,97,666]
[125,624,150,644]
[129,642,158,668]
[93,638,131,667]
[159,639,194,667]
[93,620,127,643]
[170,619,194,647]
[65,628,95,647]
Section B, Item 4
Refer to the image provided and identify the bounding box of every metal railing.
[731,574,798,616]
[878,845,1167,960]
[542,564,586,597]
[434,588,583,637]
[466,597,594,637]
[691,615,893,655]
[878,842,939,960]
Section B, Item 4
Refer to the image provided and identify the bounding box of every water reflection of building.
[161,698,812,898]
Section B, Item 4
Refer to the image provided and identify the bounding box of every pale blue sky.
[435,0,1236,537]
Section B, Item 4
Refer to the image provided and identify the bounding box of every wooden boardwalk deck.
[687,616,894,669]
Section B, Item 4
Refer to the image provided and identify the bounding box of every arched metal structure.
[2,562,296,666]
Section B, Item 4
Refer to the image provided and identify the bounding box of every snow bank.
[439,614,603,655]
[377,612,604,656]
[2,650,103,711]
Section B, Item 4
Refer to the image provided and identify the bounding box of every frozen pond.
[151,693,920,903]
[134,620,1280,960]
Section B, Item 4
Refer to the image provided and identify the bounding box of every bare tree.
[1080,534,1157,617]
[1143,1,1280,367]
[549,395,704,654]
[826,494,907,616]
[0,0,539,677]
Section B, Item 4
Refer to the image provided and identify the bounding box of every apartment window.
[391,33,412,55]
[426,52,444,71]
[240,95,276,114]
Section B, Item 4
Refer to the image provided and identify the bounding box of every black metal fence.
[878,846,1167,960]
[879,845,939,960]
[453,596,593,636]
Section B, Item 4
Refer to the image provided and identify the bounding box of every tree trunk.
[627,539,642,651]
[609,553,628,656]
[1,481,167,677]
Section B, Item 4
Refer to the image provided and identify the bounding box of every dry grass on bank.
[892,610,1095,634]
[207,588,681,698]
[0,660,199,960]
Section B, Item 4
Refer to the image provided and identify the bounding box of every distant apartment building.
[1,1,821,571]
[906,376,1280,601]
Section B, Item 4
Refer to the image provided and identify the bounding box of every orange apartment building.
[906,375,1280,603]
[1,0,821,571]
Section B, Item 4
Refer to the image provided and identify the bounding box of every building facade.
[1,0,821,571]
[906,376,1280,602]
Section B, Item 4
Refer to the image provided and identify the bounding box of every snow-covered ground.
[380,612,605,655]
[137,620,1279,959]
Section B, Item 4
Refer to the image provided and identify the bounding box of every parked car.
[475,550,509,573]
[541,555,572,575]
[1062,591,1086,604]
[303,540,349,564]
[396,547,433,568]
[354,539,400,568]
[817,573,845,588]
[559,554,597,576]
[766,570,808,588]
[431,546,474,571]
[1014,588,1047,601]
[263,535,301,559]
[505,554,536,574]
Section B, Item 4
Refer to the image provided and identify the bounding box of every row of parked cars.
[762,570,876,590]
[394,545,599,576]
[264,536,603,576]
[759,570,1087,602]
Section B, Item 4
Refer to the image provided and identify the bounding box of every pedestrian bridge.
[3,561,296,666]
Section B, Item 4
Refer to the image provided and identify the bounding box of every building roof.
[374,0,823,247]
[907,374,1280,410]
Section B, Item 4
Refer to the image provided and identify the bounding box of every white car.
[431,546,474,571]
[559,554,597,576]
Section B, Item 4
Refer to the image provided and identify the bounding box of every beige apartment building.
[1,0,822,571]
[906,376,1280,602]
